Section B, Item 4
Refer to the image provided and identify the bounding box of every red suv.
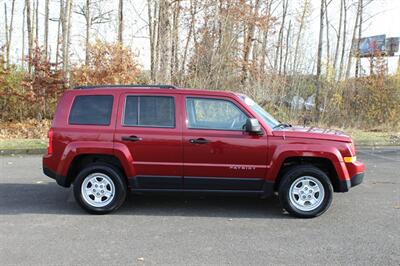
[43,85,365,217]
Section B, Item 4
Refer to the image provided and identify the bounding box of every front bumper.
[337,160,365,192]
[338,172,364,192]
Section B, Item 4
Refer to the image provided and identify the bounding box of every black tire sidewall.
[279,165,333,218]
[73,163,127,214]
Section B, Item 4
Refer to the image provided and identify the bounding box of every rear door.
[114,92,183,189]
[183,96,269,190]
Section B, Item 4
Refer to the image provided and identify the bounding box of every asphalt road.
[0,148,399,265]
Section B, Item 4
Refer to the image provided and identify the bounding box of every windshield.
[239,95,280,129]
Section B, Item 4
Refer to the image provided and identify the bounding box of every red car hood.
[272,126,352,142]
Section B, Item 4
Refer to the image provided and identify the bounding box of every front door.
[114,93,183,189]
[183,96,269,190]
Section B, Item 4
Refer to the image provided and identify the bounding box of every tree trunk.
[345,0,360,79]
[85,0,91,65]
[147,0,155,82]
[171,0,180,82]
[55,17,61,69]
[60,0,73,86]
[283,20,291,75]
[333,0,343,76]
[260,0,273,73]
[5,0,16,67]
[181,0,197,76]
[274,0,288,73]
[25,0,33,73]
[35,0,39,45]
[315,0,325,120]
[118,0,123,44]
[241,0,261,85]
[292,0,309,74]
[44,0,49,59]
[324,0,330,69]
[4,3,9,66]
[22,3,26,67]
[338,0,347,80]
[355,0,363,77]
[156,0,172,84]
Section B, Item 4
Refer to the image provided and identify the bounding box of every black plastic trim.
[129,176,183,189]
[43,167,70,187]
[184,176,265,190]
[127,176,275,197]
[337,172,364,192]
[350,172,364,187]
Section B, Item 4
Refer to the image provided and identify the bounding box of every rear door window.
[69,95,113,125]
[123,96,175,128]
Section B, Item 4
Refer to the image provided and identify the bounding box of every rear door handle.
[122,135,142,142]
[189,138,210,144]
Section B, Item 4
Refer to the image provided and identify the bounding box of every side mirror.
[245,118,263,135]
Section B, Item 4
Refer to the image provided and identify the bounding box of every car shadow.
[0,182,291,219]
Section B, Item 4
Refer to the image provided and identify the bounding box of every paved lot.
[0,148,399,265]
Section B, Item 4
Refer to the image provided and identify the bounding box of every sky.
[0,0,399,73]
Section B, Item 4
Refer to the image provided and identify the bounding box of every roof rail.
[73,84,177,90]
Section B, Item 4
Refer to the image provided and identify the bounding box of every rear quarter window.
[69,95,113,125]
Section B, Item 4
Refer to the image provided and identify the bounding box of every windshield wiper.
[273,123,292,129]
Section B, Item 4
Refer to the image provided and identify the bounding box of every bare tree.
[260,0,273,73]
[4,0,16,67]
[292,0,310,74]
[274,0,288,73]
[180,0,197,76]
[147,0,158,82]
[44,0,49,59]
[25,0,33,73]
[118,0,123,44]
[315,0,325,120]
[241,0,261,85]
[345,0,362,79]
[338,0,347,80]
[333,0,343,75]
[60,0,73,85]
[75,0,113,65]
[355,0,363,77]
[283,20,291,75]
[171,0,181,82]
[156,0,172,83]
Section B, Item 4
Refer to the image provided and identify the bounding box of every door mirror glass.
[245,118,263,135]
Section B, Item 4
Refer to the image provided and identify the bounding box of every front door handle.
[189,138,210,144]
[122,135,142,142]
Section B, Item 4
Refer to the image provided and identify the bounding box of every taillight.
[47,128,54,155]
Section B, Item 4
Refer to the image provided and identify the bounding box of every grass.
[347,130,400,146]
[0,139,47,150]
[0,131,399,151]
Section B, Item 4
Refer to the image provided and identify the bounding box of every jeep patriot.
[43,85,365,217]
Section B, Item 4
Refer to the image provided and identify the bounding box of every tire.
[73,163,127,214]
[278,165,333,218]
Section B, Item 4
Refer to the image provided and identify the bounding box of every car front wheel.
[279,165,333,218]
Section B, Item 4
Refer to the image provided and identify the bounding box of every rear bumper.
[43,167,69,187]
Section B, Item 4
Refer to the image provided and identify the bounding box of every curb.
[0,148,46,156]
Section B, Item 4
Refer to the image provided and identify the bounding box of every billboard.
[385,37,400,56]
[353,35,400,57]
[354,35,386,57]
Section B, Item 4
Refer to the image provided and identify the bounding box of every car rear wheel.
[279,165,333,218]
[73,163,127,214]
